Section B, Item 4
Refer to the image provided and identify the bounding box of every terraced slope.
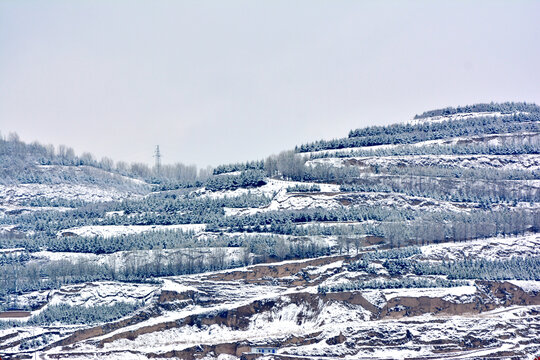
[1,103,539,359]
[1,235,539,359]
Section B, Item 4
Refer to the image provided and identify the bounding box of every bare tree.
[276,151,306,180]
[275,239,290,260]
[241,247,251,266]
[353,237,361,254]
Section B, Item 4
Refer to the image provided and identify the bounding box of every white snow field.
[419,233,540,261]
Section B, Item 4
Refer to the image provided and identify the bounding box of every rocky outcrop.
[206,255,352,283]
[381,281,540,319]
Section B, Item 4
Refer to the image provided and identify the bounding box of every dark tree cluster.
[213,160,265,175]
[0,302,140,330]
[413,102,540,119]
[205,170,267,191]
[318,277,467,294]
[296,111,539,153]
[413,256,540,281]
[286,184,321,193]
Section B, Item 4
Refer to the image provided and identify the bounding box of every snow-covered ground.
[0,204,74,217]
[301,130,540,158]
[98,300,370,355]
[408,111,528,125]
[47,282,158,308]
[32,165,148,185]
[381,285,477,301]
[57,224,207,238]
[198,179,340,200]
[30,305,540,360]
[2,109,539,359]
[308,153,540,171]
[0,183,145,205]
[224,191,342,216]
[0,165,149,210]
[418,233,540,261]
[2,246,539,359]
[22,282,157,311]
[29,273,540,360]
[507,280,540,294]
[226,188,478,217]
[34,247,245,273]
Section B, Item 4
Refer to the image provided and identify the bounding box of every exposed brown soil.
[322,291,379,314]
[39,307,160,353]
[158,289,198,303]
[5,253,539,360]
[143,331,324,360]
[205,255,353,283]
[380,281,540,319]
[74,282,540,358]
[344,159,367,167]
[0,311,31,318]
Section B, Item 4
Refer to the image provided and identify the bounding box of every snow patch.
[382,286,477,301]
[419,234,540,261]
[57,224,206,238]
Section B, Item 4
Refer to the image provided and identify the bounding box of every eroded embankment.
[44,281,540,360]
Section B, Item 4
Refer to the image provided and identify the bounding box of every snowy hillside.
[1,102,539,359]
[1,235,538,359]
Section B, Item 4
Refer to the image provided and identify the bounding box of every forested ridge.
[296,104,539,153]
[1,102,539,325]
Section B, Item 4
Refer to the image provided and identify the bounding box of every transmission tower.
[154,145,161,175]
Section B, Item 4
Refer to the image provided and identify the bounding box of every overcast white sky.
[1,1,539,167]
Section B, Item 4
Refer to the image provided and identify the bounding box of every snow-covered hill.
[1,103,539,359]
[1,235,538,359]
